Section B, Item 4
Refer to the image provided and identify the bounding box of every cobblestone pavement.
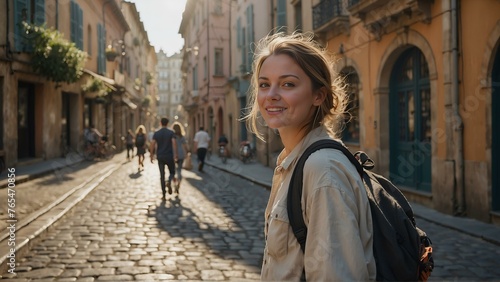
[1,159,267,281]
[1,156,500,281]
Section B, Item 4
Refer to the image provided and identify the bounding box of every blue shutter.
[277,0,287,30]
[14,0,29,51]
[97,23,104,74]
[237,18,241,48]
[78,6,83,50]
[246,5,254,71]
[70,1,76,44]
[35,0,45,25]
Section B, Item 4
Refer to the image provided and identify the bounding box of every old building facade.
[179,0,231,151]
[156,51,185,130]
[0,0,156,169]
[179,0,500,224]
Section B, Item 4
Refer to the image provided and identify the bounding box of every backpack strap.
[287,139,363,252]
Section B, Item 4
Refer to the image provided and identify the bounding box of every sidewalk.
[204,155,500,247]
[0,153,85,188]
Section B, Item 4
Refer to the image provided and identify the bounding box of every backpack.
[135,134,145,147]
[288,139,434,281]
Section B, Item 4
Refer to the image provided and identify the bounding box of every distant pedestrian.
[135,125,147,171]
[193,126,210,172]
[172,122,189,193]
[150,118,178,200]
[125,129,135,160]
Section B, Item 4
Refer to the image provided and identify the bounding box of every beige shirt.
[261,127,376,281]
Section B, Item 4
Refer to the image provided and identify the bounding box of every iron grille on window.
[313,0,344,30]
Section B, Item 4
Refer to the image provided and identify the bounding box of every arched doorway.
[492,46,500,210]
[389,47,431,191]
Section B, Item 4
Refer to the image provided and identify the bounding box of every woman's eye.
[283,82,295,87]
[259,82,269,88]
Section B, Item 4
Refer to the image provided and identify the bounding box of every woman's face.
[257,54,320,133]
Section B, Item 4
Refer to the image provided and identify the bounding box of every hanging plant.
[23,23,87,84]
[81,77,109,95]
[133,37,140,46]
[146,71,154,85]
[94,95,108,104]
[142,95,151,107]
[134,77,142,91]
[105,45,119,61]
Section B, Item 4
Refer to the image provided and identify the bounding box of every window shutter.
[277,0,287,30]
[14,0,29,51]
[246,5,254,72]
[70,1,76,44]
[98,23,104,74]
[237,18,242,48]
[78,6,83,50]
[35,0,45,25]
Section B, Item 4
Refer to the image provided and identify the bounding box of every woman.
[245,33,376,281]
[172,122,189,193]
[135,125,147,171]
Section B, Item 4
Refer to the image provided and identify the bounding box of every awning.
[122,96,137,110]
[83,69,117,92]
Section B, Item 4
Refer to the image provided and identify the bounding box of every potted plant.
[105,45,119,61]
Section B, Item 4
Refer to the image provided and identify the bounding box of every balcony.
[313,0,350,40]
[347,0,433,40]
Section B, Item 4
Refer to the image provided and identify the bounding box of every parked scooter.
[239,141,253,163]
[219,144,227,164]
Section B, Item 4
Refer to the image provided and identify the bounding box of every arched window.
[341,67,360,144]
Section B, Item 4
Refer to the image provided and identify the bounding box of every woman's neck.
[278,127,308,157]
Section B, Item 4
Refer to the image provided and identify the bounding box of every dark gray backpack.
[288,139,434,281]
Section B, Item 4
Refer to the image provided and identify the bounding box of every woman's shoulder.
[302,148,360,186]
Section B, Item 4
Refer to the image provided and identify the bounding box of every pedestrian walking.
[149,118,178,200]
[172,122,189,193]
[125,129,135,160]
[135,125,147,171]
[245,32,376,280]
[193,126,210,172]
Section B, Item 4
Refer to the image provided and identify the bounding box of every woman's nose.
[266,85,280,100]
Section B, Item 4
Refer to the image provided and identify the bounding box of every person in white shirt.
[193,126,210,172]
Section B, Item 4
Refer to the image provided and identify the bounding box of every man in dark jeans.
[149,117,178,200]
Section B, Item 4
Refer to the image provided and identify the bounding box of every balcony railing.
[313,0,344,30]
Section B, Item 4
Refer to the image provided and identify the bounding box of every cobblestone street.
[1,156,500,281]
[2,159,267,281]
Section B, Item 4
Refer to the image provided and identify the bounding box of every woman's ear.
[313,87,327,106]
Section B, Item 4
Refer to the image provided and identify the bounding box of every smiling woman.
[130,0,187,54]
[244,32,377,281]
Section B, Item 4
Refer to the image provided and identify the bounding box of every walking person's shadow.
[129,171,142,179]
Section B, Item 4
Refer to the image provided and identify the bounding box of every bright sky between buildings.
[131,0,187,56]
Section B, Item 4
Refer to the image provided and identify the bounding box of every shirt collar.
[276,126,335,171]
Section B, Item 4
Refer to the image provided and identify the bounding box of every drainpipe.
[451,0,465,215]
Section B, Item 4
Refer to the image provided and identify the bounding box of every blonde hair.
[135,125,146,135]
[243,32,348,140]
[172,122,185,137]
